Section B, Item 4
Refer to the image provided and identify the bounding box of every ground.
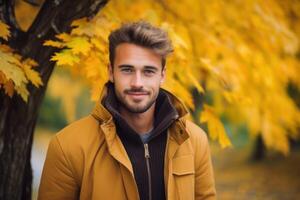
[212,143,300,200]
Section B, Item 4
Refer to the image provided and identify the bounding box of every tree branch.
[0,0,22,39]
[23,0,40,7]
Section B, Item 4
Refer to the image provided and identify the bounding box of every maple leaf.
[0,50,27,87]
[15,82,29,102]
[51,50,80,66]
[66,37,92,55]
[43,40,64,48]
[71,18,96,37]
[25,58,38,68]
[56,33,72,42]
[0,47,22,66]
[0,20,10,40]
[23,64,43,87]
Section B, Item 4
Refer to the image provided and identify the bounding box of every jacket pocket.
[172,155,195,200]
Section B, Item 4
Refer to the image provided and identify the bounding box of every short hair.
[108,21,173,69]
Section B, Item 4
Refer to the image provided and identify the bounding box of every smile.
[126,92,149,101]
[127,92,148,96]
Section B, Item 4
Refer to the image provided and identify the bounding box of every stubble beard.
[115,90,158,114]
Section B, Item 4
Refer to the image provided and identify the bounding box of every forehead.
[114,43,162,69]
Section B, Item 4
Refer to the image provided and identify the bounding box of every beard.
[115,87,158,114]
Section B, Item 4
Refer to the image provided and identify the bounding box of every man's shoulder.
[44,115,105,184]
[185,120,207,139]
[57,115,99,137]
[52,115,104,151]
[185,119,209,148]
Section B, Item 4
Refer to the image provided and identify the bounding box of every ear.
[160,67,166,85]
[108,64,114,82]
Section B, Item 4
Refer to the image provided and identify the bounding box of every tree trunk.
[0,0,108,199]
[251,135,265,161]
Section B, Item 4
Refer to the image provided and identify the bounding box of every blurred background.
[1,0,300,199]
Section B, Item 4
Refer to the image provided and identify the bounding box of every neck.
[120,103,155,135]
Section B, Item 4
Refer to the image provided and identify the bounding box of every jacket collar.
[91,81,190,145]
[91,82,113,123]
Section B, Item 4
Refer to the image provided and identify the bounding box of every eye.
[144,69,155,76]
[121,68,133,73]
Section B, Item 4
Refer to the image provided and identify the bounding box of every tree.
[43,0,300,155]
[0,0,108,199]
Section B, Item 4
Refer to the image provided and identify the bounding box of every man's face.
[109,43,165,113]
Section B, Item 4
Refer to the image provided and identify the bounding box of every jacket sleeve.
[38,136,79,200]
[194,128,217,200]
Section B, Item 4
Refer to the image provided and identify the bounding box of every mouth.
[125,89,149,95]
[127,92,148,96]
[125,91,149,101]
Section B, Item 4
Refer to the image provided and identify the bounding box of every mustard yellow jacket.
[38,87,216,200]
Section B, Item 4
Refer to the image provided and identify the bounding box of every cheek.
[113,72,123,84]
[148,79,162,92]
[117,78,129,89]
[114,76,130,92]
[115,80,124,90]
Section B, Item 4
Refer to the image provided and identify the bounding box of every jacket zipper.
[144,143,152,200]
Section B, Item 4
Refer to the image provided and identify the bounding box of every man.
[38,21,216,200]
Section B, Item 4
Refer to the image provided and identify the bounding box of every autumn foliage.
[1,0,300,154]
[0,21,43,101]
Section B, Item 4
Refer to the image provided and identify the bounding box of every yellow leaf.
[51,50,80,66]
[67,37,92,55]
[0,20,10,40]
[71,18,96,37]
[71,17,88,27]
[43,40,64,48]
[91,38,107,53]
[56,33,72,42]
[15,82,29,102]
[0,71,7,84]
[200,104,232,148]
[4,80,14,97]
[24,58,38,68]
[0,47,22,66]
[0,51,27,87]
[23,65,43,87]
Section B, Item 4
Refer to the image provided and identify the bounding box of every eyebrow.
[118,64,133,69]
[118,64,159,71]
[144,66,158,72]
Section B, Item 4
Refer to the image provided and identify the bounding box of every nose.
[131,71,143,88]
